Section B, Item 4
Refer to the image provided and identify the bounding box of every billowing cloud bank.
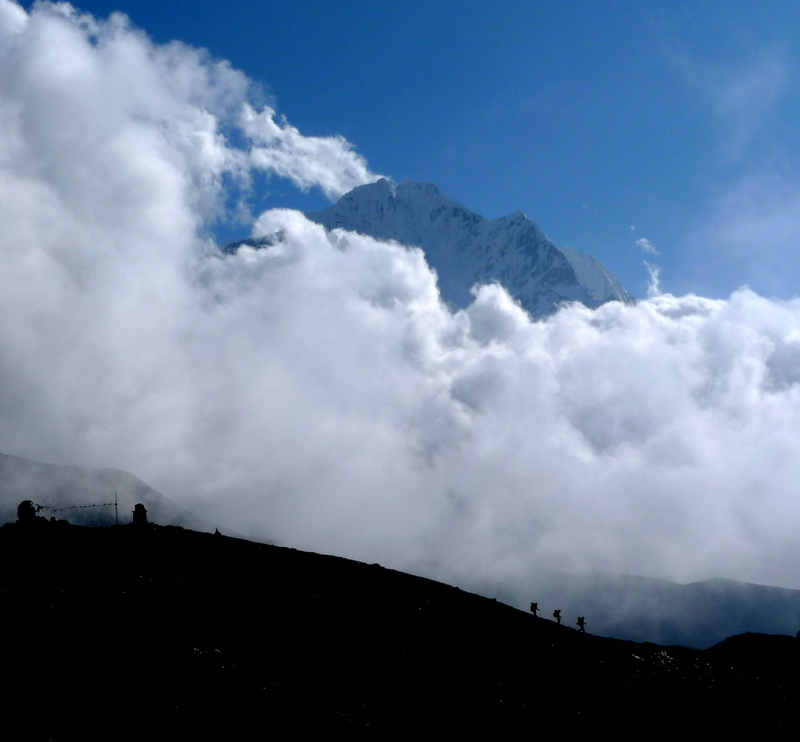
[3,2,800,599]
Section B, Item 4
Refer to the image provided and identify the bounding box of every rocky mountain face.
[305,179,633,317]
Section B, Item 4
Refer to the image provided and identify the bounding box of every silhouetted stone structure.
[17,500,38,525]
[132,503,148,526]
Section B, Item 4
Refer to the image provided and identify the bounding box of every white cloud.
[242,104,382,200]
[0,0,25,45]
[0,1,378,229]
[635,237,660,255]
[5,1,800,609]
[643,260,661,297]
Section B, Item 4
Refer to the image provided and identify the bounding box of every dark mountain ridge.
[6,448,800,653]
[4,518,798,737]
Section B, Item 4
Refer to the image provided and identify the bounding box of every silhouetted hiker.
[553,609,561,624]
[530,602,539,617]
[132,503,148,526]
[576,616,586,633]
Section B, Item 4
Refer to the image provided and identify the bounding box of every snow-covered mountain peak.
[303,179,634,318]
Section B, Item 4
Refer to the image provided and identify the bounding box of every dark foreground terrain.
[3,520,798,738]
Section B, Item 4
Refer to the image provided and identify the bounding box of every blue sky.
[24,0,800,301]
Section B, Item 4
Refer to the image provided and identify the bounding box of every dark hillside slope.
[2,521,798,738]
